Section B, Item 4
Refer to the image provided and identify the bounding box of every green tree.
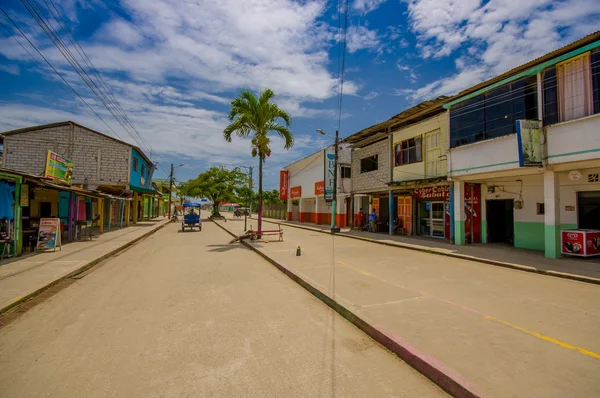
[185,167,246,217]
[223,89,293,234]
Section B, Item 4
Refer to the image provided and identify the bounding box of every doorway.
[418,201,445,238]
[578,192,600,229]
[487,199,514,244]
[40,202,52,218]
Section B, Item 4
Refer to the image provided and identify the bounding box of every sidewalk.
[255,216,600,284]
[0,218,169,314]
[217,217,600,398]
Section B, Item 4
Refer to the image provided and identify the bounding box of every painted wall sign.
[568,170,582,181]
[36,218,61,252]
[314,181,324,195]
[45,151,74,185]
[324,147,335,201]
[516,120,543,167]
[565,205,575,211]
[290,186,302,199]
[20,184,29,207]
[279,170,289,200]
[413,185,450,201]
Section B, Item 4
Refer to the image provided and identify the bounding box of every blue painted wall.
[130,148,153,190]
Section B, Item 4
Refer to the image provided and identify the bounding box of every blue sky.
[1,0,599,189]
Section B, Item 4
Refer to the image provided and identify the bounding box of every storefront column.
[298,198,303,222]
[388,190,394,236]
[350,195,355,229]
[98,198,104,233]
[315,197,322,224]
[544,171,561,259]
[124,200,130,227]
[68,193,74,241]
[286,198,292,221]
[453,181,466,245]
[133,192,139,224]
[108,200,112,231]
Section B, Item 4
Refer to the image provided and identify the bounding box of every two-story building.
[282,143,352,227]
[1,121,156,227]
[445,31,600,258]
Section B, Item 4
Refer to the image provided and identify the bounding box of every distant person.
[357,208,365,231]
[369,209,377,232]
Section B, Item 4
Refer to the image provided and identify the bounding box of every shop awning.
[130,185,161,195]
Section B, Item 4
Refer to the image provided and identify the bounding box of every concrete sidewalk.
[0,218,169,314]
[218,217,600,398]
[253,216,600,284]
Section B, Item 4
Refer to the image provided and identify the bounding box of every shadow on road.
[206,244,241,253]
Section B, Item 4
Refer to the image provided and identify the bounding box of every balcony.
[449,134,520,177]
[546,113,600,165]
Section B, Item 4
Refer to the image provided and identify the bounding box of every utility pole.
[331,130,340,233]
[168,163,174,220]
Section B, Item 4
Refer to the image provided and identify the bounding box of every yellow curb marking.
[485,316,600,360]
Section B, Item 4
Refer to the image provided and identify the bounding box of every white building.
[446,31,600,258]
[282,144,352,227]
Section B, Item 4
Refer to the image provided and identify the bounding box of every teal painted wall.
[560,224,578,230]
[481,219,487,243]
[514,221,545,251]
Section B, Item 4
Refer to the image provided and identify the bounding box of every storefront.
[0,171,22,257]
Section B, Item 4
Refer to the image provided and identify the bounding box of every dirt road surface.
[0,221,444,398]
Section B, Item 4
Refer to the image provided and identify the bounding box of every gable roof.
[0,120,154,166]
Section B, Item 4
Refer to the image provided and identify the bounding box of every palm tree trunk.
[258,154,263,237]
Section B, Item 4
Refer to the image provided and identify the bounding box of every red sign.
[279,170,289,200]
[314,181,324,195]
[586,231,600,256]
[290,186,302,199]
[414,185,450,201]
[464,184,481,244]
[562,231,585,256]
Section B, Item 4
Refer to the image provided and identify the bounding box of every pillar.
[350,195,355,229]
[15,179,22,255]
[298,198,303,223]
[108,200,112,232]
[453,180,466,245]
[286,199,292,221]
[133,192,139,224]
[389,190,394,236]
[98,198,104,233]
[544,171,561,258]
[124,199,130,227]
[315,197,322,224]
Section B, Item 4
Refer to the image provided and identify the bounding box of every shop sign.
[565,205,575,211]
[324,147,335,201]
[290,186,302,199]
[45,150,74,185]
[413,185,450,201]
[314,181,324,195]
[516,120,543,167]
[20,184,29,207]
[568,170,582,181]
[279,170,289,200]
[36,218,61,252]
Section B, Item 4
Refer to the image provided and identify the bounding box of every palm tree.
[224,89,293,236]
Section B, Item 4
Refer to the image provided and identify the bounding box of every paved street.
[221,217,600,398]
[0,221,444,397]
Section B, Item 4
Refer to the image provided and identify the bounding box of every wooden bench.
[249,226,283,242]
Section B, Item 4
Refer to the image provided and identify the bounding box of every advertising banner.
[36,218,61,252]
[413,185,450,201]
[516,120,543,167]
[324,148,335,202]
[314,181,324,196]
[290,186,302,199]
[45,151,74,185]
[279,170,289,200]
[21,184,29,207]
[562,230,585,256]
[586,231,600,256]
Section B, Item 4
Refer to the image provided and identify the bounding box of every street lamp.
[234,165,254,231]
[317,128,340,234]
[168,163,184,220]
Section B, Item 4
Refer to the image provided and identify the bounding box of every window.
[593,50,600,114]
[394,137,422,166]
[141,164,146,177]
[537,203,545,215]
[543,67,559,126]
[133,158,139,172]
[450,76,538,148]
[341,166,351,179]
[360,155,378,173]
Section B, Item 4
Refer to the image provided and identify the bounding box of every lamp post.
[317,129,340,234]
[168,163,184,220]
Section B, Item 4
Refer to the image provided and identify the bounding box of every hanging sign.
[516,120,543,167]
[290,186,302,199]
[20,184,29,207]
[36,218,61,252]
[279,170,289,200]
[314,181,324,195]
[324,147,335,202]
[45,151,74,185]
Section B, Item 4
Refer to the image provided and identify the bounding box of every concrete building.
[1,121,156,225]
[445,31,600,257]
[282,144,352,227]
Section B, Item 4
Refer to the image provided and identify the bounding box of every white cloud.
[94,18,144,46]
[353,0,387,14]
[402,0,600,101]
[346,25,381,53]
[363,91,379,100]
[0,64,20,75]
[396,62,410,71]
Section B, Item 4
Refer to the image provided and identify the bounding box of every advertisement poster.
[45,151,74,185]
[585,231,600,256]
[279,170,289,200]
[36,218,61,252]
[324,148,335,202]
[562,230,585,256]
[290,186,302,199]
[516,120,543,167]
[21,184,29,207]
[413,185,450,201]
[314,181,324,195]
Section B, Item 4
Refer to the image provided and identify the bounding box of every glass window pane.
[485,84,512,139]
[416,138,422,162]
[450,95,484,148]
[543,67,559,125]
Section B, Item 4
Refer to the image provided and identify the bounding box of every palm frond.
[266,122,294,149]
